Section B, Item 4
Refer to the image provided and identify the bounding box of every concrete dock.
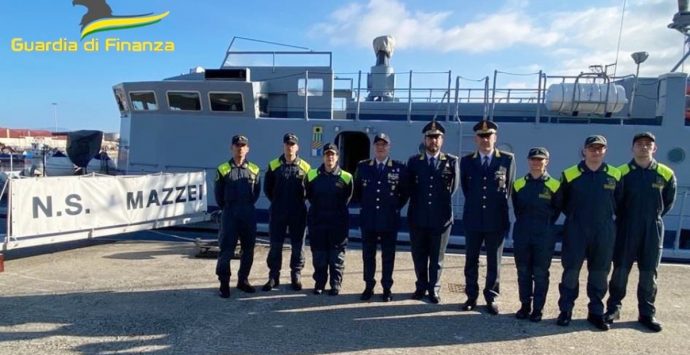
[1,232,689,354]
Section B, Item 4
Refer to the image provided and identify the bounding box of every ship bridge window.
[298,78,323,96]
[167,91,202,111]
[209,92,244,112]
[113,88,127,113]
[129,91,158,111]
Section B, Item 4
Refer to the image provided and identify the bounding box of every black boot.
[587,313,610,331]
[236,279,256,293]
[638,316,662,332]
[262,278,279,291]
[291,273,303,291]
[515,303,531,319]
[604,309,620,324]
[556,311,572,326]
[218,276,230,298]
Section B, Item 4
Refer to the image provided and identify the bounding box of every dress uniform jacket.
[214,159,261,280]
[607,159,676,317]
[263,155,311,280]
[460,149,516,233]
[407,153,459,230]
[354,158,409,232]
[558,161,622,316]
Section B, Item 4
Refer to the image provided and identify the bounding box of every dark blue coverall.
[558,162,622,316]
[353,158,409,291]
[407,152,459,295]
[607,160,676,317]
[305,165,353,291]
[460,149,516,303]
[263,155,311,281]
[511,173,563,312]
[215,159,261,283]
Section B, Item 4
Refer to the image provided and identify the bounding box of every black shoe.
[604,309,620,324]
[328,288,340,296]
[486,302,499,315]
[529,310,543,322]
[428,292,441,304]
[461,298,477,311]
[219,283,230,299]
[587,313,610,331]
[262,279,279,291]
[556,311,572,326]
[360,288,374,301]
[515,303,531,319]
[382,289,393,302]
[291,275,303,291]
[236,280,256,293]
[313,288,324,295]
[411,289,426,300]
[638,316,663,332]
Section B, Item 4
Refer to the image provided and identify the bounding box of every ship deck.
[1,230,689,354]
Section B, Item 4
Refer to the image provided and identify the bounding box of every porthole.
[668,148,685,163]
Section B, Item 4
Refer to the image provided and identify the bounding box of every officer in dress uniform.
[460,120,516,315]
[406,121,459,304]
[262,133,311,292]
[353,133,409,302]
[305,143,354,296]
[511,147,563,322]
[556,135,623,331]
[215,135,261,298]
[604,132,676,332]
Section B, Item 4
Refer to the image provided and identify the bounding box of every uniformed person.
[460,120,515,315]
[511,147,563,322]
[262,133,311,292]
[305,143,354,296]
[604,132,676,332]
[353,133,409,302]
[406,121,459,304]
[556,135,622,331]
[215,135,261,298]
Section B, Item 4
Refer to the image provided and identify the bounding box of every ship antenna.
[613,0,627,77]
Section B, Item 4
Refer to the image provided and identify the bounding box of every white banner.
[9,172,207,238]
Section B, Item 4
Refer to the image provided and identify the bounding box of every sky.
[0,0,686,132]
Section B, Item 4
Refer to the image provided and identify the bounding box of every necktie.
[482,156,490,170]
[377,163,384,173]
[429,157,436,169]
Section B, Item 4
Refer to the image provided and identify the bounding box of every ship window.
[668,148,685,163]
[167,91,201,111]
[129,91,158,111]
[298,78,323,96]
[209,92,244,112]
[113,88,127,112]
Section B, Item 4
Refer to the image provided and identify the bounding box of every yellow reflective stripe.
[513,176,527,193]
[544,177,561,193]
[307,169,318,182]
[298,160,311,174]
[340,170,353,185]
[606,164,621,181]
[656,163,674,182]
[247,162,260,176]
[217,162,231,177]
[269,158,281,171]
[563,165,581,183]
[618,163,631,177]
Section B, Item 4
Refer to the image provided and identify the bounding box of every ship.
[111,2,690,260]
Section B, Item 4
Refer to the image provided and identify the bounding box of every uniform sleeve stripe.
[247,162,260,176]
[617,163,631,177]
[299,160,311,173]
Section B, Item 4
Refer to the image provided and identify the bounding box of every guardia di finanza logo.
[73,0,169,39]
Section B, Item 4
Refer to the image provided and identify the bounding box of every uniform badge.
[539,188,552,199]
[603,177,616,190]
[652,176,665,189]
[495,166,507,190]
